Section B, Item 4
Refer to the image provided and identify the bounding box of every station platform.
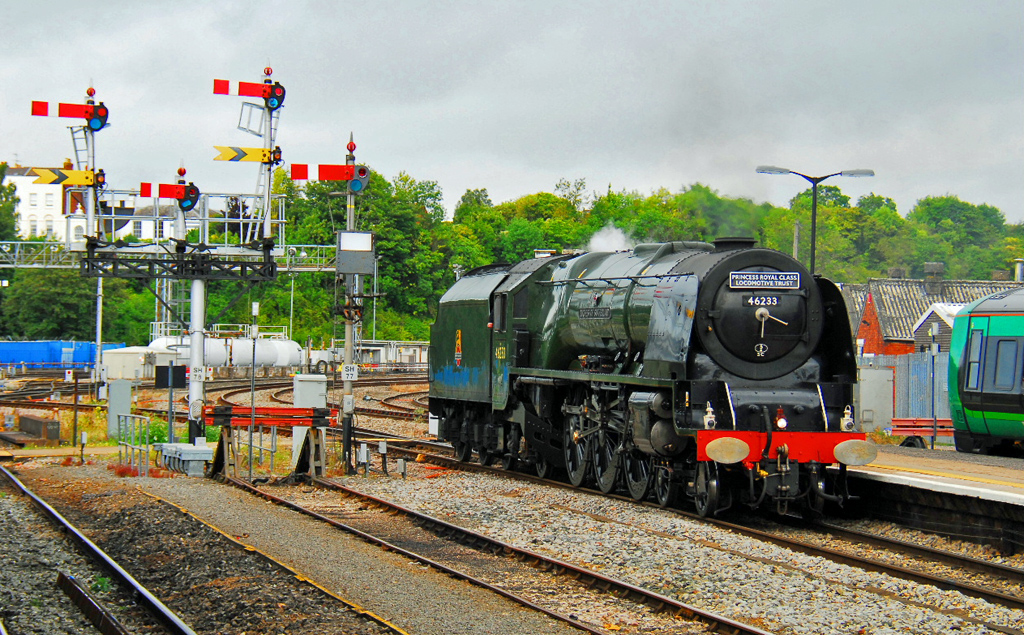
[850,445,1024,507]
[0,445,121,461]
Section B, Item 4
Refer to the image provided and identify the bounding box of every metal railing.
[117,414,151,477]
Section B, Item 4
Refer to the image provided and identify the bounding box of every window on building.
[28,218,37,236]
[45,218,54,236]
[29,193,38,207]
[132,220,143,237]
[45,193,54,207]
[156,221,164,239]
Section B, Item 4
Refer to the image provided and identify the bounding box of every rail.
[0,466,197,635]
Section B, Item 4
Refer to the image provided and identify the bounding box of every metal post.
[168,359,175,444]
[930,324,938,450]
[72,372,79,449]
[250,302,258,481]
[342,137,357,475]
[262,76,274,240]
[188,279,206,443]
[810,183,818,275]
[373,256,378,341]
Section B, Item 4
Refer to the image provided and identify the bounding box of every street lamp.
[756,166,874,275]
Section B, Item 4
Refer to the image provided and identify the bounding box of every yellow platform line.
[139,488,410,635]
[863,462,1024,490]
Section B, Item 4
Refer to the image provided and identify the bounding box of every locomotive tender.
[429,238,876,516]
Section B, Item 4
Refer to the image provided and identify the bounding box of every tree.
[0,163,19,241]
[0,269,141,342]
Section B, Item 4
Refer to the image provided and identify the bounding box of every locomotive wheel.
[654,466,677,508]
[535,453,552,479]
[594,429,621,494]
[564,388,591,488]
[501,424,523,471]
[478,449,495,466]
[694,461,720,518]
[623,450,653,501]
[453,439,473,463]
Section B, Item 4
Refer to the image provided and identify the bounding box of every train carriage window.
[493,294,506,332]
[965,329,984,390]
[513,288,529,319]
[993,339,1019,390]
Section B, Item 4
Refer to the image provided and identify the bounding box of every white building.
[3,163,79,240]
[4,163,201,243]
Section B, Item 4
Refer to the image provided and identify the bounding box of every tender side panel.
[430,271,508,403]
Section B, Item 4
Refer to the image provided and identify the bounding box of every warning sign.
[455,329,462,367]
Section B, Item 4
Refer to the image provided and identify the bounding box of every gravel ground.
[337,467,1024,635]
[0,474,166,635]
[9,460,588,635]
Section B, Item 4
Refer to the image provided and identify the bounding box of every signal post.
[292,138,372,474]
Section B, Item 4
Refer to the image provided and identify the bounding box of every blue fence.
[859,352,950,419]
[0,341,125,369]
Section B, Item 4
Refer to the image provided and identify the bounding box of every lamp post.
[756,166,874,275]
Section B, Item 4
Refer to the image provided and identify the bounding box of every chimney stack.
[924,262,944,295]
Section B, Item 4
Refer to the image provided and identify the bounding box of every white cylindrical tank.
[230,338,277,367]
[149,337,302,367]
[269,339,303,366]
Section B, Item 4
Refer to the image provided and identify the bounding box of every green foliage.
[90,577,111,593]
[0,161,1015,346]
[0,164,18,241]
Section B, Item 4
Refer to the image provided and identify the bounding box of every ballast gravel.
[340,468,1024,635]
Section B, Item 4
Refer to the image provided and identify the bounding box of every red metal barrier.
[889,418,954,437]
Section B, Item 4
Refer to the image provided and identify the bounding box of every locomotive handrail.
[535,273,691,287]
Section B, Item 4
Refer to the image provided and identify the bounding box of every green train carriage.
[949,288,1024,455]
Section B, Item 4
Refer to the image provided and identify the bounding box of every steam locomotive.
[428,238,876,516]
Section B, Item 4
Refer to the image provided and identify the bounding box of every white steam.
[587,224,634,253]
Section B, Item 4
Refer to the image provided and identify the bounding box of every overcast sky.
[2,0,1021,224]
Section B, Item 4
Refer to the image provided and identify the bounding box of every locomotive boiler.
[428,238,876,515]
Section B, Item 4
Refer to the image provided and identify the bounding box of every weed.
[90,577,111,593]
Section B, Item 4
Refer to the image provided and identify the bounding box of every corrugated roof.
[861,278,1024,341]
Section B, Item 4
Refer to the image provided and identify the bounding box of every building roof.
[837,282,869,335]
[910,302,965,334]
[845,278,1024,342]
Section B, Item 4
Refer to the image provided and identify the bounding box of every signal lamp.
[349,165,369,194]
[87,102,109,131]
[95,169,106,188]
[265,82,286,111]
[179,182,200,212]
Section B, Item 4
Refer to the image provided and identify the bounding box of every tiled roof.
[853,278,1024,341]
[838,283,869,334]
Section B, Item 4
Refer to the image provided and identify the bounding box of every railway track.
[372,444,1024,618]
[229,475,769,635]
[0,465,195,635]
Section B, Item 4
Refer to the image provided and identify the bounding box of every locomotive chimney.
[713,237,756,251]
[924,262,944,295]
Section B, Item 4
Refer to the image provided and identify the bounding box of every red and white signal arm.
[291,164,356,181]
[212,79,268,98]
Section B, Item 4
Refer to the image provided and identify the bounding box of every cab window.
[493,294,506,332]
